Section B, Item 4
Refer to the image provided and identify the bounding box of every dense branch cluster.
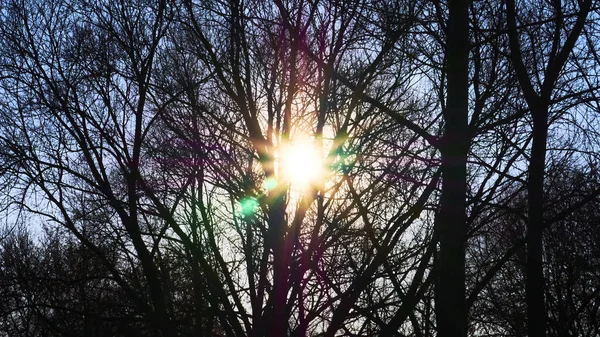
[0,0,599,336]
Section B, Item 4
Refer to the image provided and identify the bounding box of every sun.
[280,135,324,190]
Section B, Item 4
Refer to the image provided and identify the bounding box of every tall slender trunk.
[527,107,548,337]
[126,172,173,337]
[268,194,289,337]
[435,0,470,336]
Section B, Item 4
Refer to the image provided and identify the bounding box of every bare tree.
[506,1,595,336]
[1,0,600,336]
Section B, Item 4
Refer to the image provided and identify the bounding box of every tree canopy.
[0,0,599,336]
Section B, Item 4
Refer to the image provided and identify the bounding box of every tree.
[1,0,600,336]
[506,1,595,336]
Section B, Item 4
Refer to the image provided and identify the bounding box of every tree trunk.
[268,194,289,337]
[527,107,548,337]
[435,0,470,337]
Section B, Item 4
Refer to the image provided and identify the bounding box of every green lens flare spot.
[263,177,277,191]
[239,197,259,217]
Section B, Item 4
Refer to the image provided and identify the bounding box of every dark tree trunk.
[435,0,470,336]
[268,194,289,337]
[527,108,548,337]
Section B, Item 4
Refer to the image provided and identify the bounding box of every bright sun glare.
[280,135,324,190]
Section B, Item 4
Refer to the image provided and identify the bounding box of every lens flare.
[280,135,324,190]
